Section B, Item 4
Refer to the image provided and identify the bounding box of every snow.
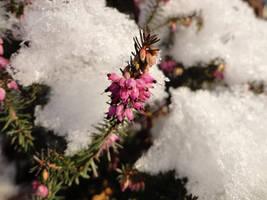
[139,0,267,85]
[136,86,267,200]
[9,0,166,155]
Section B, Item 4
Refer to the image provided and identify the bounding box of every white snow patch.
[136,86,267,200]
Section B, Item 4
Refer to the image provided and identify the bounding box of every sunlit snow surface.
[136,86,267,200]
[10,0,166,155]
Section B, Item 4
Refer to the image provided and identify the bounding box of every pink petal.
[140,73,155,84]
[36,185,48,197]
[120,88,129,101]
[0,38,3,44]
[0,57,9,68]
[116,104,124,121]
[130,88,139,100]
[125,107,134,120]
[0,88,6,101]
[7,81,18,90]
[0,45,3,55]
[109,134,119,142]
[108,73,121,82]
[108,106,116,117]
[126,78,136,89]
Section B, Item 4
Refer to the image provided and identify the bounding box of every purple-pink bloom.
[213,71,224,79]
[7,81,18,90]
[130,88,139,100]
[125,107,134,120]
[108,73,121,82]
[36,185,48,197]
[108,106,116,117]
[0,57,8,68]
[126,78,136,89]
[161,60,175,73]
[0,38,3,44]
[120,88,129,101]
[116,104,124,121]
[0,88,6,101]
[140,73,155,84]
[0,45,3,55]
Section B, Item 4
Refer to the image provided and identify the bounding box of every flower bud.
[42,169,49,182]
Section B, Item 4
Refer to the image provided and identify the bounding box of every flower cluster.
[32,181,49,198]
[160,59,183,77]
[106,31,159,122]
[0,38,18,104]
[107,72,156,121]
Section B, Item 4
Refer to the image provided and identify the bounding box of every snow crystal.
[10,0,166,154]
[140,0,267,85]
[136,86,267,200]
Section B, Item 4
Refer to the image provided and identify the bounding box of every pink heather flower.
[126,78,136,89]
[130,88,139,100]
[7,81,18,90]
[116,104,124,121]
[171,23,177,32]
[108,106,116,117]
[109,134,120,142]
[0,45,3,55]
[0,38,3,44]
[140,73,155,84]
[120,88,129,101]
[100,134,120,154]
[36,185,48,197]
[108,73,121,82]
[31,181,38,190]
[161,60,175,73]
[0,57,8,68]
[132,101,143,110]
[213,71,224,79]
[125,107,134,120]
[0,88,6,101]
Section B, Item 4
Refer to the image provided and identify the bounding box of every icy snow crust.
[10,0,166,155]
[140,0,267,85]
[136,87,267,200]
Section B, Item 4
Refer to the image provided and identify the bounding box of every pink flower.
[130,88,139,100]
[7,81,18,90]
[126,78,136,89]
[213,71,224,79]
[0,57,8,68]
[108,73,121,82]
[116,104,124,121]
[171,23,177,32]
[132,101,143,110]
[125,107,133,120]
[161,60,175,73]
[32,181,48,198]
[0,38,3,44]
[108,106,116,117]
[36,185,48,197]
[0,45,3,55]
[100,134,120,154]
[0,88,6,101]
[120,88,129,101]
[140,73,155,84]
